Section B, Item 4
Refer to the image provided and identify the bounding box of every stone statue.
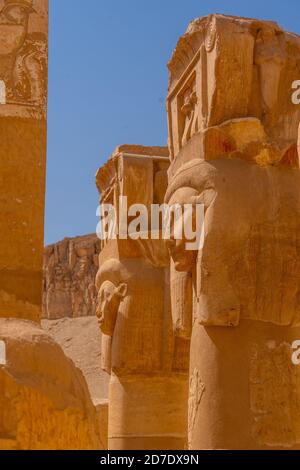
[96,266,127,338]
[166,14,300,449]
[95,145,189,450]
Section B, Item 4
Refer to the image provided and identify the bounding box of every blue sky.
[45,0,300,245]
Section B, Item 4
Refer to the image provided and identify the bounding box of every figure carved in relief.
[96,278,127,337]
[0,0,34,26]
[96,258,165,375]
[165,14,300,449]
[0,0,47,107]
[181,81,198,147]
[254,27,286,113]
[0,0,33,56]
[13,32,47,105]
[188,369,205,447]
[0,0,33,80]
[43,237,100,319]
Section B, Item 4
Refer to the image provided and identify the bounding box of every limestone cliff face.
[43,235,100,320]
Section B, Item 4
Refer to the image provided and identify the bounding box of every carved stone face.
[2,4,29,25]
[166,169,216,273]
[166,187,199,273]
[96,280,127,336]
[0,3,30,56]
[166,158,300,327]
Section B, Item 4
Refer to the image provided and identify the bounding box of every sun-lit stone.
[0,1,107,450]
[96,145,189,450]
[166,14,300,450]
[0,0,48,322]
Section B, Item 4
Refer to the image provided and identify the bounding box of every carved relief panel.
[167,14,300,163]
[0,0,48,119]
[168,52,203,158]
[167,15,255,159]
[96,146,170,251]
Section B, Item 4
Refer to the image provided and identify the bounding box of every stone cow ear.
[117,283,127,299]
[191,189,216,211]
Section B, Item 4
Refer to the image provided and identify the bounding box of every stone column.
[166,14,300,450]
[0,0,48,322]
[0,2,106,450]
[96,145,189,450]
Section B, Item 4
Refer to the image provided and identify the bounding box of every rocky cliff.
[42,234,109,441]
[43,234,100,319]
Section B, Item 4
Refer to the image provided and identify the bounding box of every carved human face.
[1,4,30,25]
[166,168,216,273]
[167,158,300,327]
[96,280,127,336]
[0,4,30,55]
[166,187,199,273]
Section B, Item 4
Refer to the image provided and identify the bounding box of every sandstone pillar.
[166,14,300,450]
[96,145,189,450]
[0,0,48,322]
[0,2,107,449]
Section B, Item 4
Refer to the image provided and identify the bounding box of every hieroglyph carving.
[180,77,199,148]
[0,0,47,112]
[167,15,300,164]
[43,235,100,319]
[188,369,205,447]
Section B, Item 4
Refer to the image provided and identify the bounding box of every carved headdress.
[2,0,35,11]
[167,14,300,174]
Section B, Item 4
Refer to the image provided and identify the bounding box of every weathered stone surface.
[96,145,189,450]
[3,5,300,451]
[0,0,48,322]
[42,316,110,405]
[166,14,300,450]
[0,319,106,450]
[0,1,108,450]
[43,234,100,319]
[167,14,300,174]
[42,234,110,447]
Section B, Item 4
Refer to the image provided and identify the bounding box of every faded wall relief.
[0,0,47,119]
